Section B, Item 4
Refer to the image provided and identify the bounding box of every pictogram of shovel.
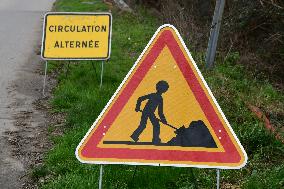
[138,110,186,134]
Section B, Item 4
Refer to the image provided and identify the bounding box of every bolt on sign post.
[40,12,112,95]
[76,25,247,169]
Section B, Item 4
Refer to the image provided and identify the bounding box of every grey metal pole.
[99,165,104,189]
[42,60,48,97]
[65,60,71,77]
[206,0,226,69]
[216,169,220,189]
[100,61,104,89]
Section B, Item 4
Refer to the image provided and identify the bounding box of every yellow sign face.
[41,13,112,60]
[100,46,224,152]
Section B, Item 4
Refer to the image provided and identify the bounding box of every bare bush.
[128,0,284,87]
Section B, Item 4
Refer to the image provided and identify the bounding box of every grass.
[35,0,284,188]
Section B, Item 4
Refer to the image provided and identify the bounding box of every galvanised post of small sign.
[205,0,225,69]
[41,12,112,96]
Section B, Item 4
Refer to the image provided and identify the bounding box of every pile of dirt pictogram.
[167,120,217,148]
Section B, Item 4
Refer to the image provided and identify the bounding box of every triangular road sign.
[76,25,247,169]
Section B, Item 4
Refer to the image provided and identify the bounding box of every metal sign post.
[99,165,104,189]
[216,169,220,189]
[65,61,71,77]
[205,0,226,69]
[42,60,48,97]
[100,61,104,89]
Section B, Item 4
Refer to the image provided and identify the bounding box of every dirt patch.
[2,44,62,188]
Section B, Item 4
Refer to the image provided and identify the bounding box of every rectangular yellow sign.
[41,12,112,60]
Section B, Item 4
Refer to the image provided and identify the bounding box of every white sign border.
[75,24,248,169]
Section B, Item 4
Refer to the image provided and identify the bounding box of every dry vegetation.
[127,0,284,88]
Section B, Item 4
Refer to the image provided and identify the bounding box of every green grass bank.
[35,0,284,188]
